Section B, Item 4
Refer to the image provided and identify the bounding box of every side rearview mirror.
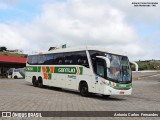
[96,56,111,68]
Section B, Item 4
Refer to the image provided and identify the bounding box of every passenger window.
[76,51,89,68]
[9,71,12,75]
[64,52,74,64]
[27,56,32,64]
[29,55,38,65]
[53,53,64,65]
[44,54,54,65]
[38,55,45,64]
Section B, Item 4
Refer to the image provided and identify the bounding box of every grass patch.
[0,52,27,57]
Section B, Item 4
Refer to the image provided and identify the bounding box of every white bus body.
[25,46,132,96]
[7,68,25,79]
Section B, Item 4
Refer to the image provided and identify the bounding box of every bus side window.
[38,55,45,64]
[27,56,32,65]
[76,51,89,68]
[53,53,64,65]
[44,54,54,65]
[9,71,12,75]
[64,52,74,65]
[31,55,38,65]
[77,58,83,64]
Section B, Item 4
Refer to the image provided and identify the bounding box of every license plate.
[120,91,124,94]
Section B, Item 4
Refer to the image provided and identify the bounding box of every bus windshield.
[106,53,131,83]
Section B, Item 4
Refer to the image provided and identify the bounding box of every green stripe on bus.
[26,66,38,72]
[38,66,41,72]
[19,71,25,78]
[48,73,52,80]
[26,66,83,75]
[79,67,83,75]
[116,83,132,88]
[46,67,50,73]
[109,81,132,88]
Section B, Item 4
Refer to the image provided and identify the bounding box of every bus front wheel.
[80,82,89,97]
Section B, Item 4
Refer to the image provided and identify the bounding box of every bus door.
[93,59,106,94]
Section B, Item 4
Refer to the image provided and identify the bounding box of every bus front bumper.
[103,87,132,95]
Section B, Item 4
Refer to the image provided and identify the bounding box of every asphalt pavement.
[0,73,160,120]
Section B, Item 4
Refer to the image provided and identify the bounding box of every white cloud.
[0,23,29,51]
[15,0,139,56]
[106,0,160,22]
[1,0,159,60]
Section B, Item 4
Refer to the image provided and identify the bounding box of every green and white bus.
[25,46,132,97]
[7,68,25,79]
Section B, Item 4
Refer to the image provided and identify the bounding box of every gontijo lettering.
[54,67,83,75]
[58,68,76,73]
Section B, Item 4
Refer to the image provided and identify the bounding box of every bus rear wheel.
[80,82,89,97]
[38,78,43,88]
[33,80,38,87]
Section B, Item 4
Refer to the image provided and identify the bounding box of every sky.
[0,0,160,61]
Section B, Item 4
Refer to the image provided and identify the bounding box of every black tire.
[38,78,43,88]
[14,76,18,79]
[80,82,89,97]
[33,80,38,87]
[102,95,110,98]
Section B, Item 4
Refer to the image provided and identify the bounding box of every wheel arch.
[78,80,89,91]
[14,76,18,79]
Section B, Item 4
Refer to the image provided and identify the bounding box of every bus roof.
[30,46,127,56]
